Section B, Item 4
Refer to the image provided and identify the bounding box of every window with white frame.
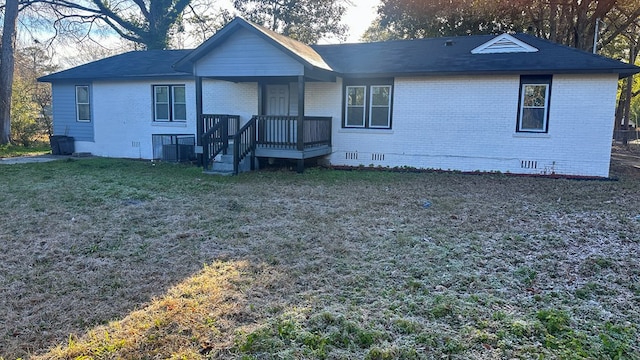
[75,85,91,122]
[370,85,392,128]
[517,76,551,133]
[345,86,366,127]
[344,80,393,129]
[154,85,186,122]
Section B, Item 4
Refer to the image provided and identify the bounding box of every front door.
[266,84,289,115]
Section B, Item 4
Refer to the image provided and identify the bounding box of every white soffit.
[471,33,539,54]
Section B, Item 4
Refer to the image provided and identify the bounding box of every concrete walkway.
[0,154,70,165]
[611,152,640,170]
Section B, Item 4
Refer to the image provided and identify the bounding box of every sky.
[342,0,380,42]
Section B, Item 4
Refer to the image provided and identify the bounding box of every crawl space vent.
[345,151,358,160]
[520,160,538,169]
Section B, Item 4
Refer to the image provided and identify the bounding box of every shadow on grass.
[30,260,273,359]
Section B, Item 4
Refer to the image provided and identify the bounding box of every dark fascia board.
[38,74,194,83]
[204,76,298,83]
[200,73,335,84]
[338,68,639,80]
[304,67,336,82]
[173,17,332,75]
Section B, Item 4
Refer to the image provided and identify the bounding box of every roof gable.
[194,27,305,77]
[471,33,539,54]
[174,17,331,73]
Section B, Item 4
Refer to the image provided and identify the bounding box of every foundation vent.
[371,153,385,161]
[345,151,358,160]
[521,160,538,169]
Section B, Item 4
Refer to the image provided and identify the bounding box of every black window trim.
[516,75,552,133]
[342,78,394,129]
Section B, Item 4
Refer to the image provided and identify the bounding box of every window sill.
[338,128,394,135]
[151,121,188,128]
[513,132,550,138]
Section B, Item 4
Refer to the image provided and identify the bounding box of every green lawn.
[0,158,639,359]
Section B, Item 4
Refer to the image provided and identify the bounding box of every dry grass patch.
[1,157,640,359]
[35,260,252,359]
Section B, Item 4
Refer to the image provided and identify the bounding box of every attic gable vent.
[471,34,539,54]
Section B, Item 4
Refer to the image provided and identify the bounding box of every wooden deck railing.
[302,116,332,147]
[202,114,240,138]
[255,115,331,149]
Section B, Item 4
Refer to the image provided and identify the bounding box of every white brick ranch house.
[39,17,639,177]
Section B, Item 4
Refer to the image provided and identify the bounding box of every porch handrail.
[201,120,227,170]
[232,116,257,175]
[201,114,240,170]
[202,114,240,138]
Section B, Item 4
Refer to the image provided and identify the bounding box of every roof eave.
[38,73,194,83]
[340,68,640,79]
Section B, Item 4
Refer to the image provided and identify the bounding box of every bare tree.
[31,0,194,50]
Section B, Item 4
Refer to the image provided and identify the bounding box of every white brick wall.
[81,74,619,177]
[305,80,342,118]
[76,79,259,159]
[329,74,619,177]
[202,80,258,126]
[79,80,196,159]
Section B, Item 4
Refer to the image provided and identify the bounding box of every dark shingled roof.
[39,29,639,82]
[312,33,639,78]
[39,50,192,81]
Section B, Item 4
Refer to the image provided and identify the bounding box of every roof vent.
[471,33,538,54]
[444,40,454,47]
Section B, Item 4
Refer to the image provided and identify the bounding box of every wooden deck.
[201,114,332,173]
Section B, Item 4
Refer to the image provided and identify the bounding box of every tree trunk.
[0,0,19,145]
[621,45,636,145]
